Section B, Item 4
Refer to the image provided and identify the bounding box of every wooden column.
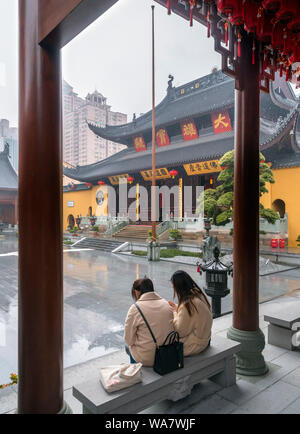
[233,36,260,331]
[228,33,268,375]
[18,0,64,413]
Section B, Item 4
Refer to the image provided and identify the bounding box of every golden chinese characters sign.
[211,111,232,134]
[156,128,170,147]
[141,168,171,181]
[180,119,199,142]
[184,160,221,176]
[108,174,130,185]
[134,136,147,152]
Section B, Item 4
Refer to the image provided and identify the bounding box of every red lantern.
[243,0,260,33]
[276,0,295,23]
[85,182,92,188]
[227,1,244,26]
[287,3,300,33]
[216,0,234,15]
[127,176,134,185]
[262,0,280,12]
[169,169,178,179]
[271,239,279,248]
[98,181,105,186]
[279,239,286,249]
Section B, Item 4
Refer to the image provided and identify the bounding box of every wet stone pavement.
[1,234,300,386]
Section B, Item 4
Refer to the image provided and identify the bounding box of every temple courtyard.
[0,233,300,413]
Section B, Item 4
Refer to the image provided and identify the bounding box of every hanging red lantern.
[98,181,105,186]
[85,182,92,188]
[262,0,280,12]
[243,0,260,33]
[216,0,234,15]
[169,169,178,179]
[127,176,134,185]
[287,3,300,33]
[227,1,244,26]
[276,0,295,24]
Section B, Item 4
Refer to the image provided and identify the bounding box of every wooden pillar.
[18,0,67,413]
[227,34,268,376]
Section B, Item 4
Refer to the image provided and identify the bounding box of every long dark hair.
[131,277,154,300]
[170,270,210,316]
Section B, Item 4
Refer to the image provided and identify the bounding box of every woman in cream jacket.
[169,270,213,356]
[124,277,174,366]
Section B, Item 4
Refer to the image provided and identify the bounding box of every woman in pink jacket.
[124,277,174,366]
[168,270,213,356]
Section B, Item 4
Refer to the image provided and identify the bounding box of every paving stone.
[0,386,17,414]
[64,388,82,415]
[141,380,222,414]
[236,381,300,414]
[280,397,300,414]
[182,394,237,414]
[281,367,300,389]
[262,343,288,362]
[217,379,262,406]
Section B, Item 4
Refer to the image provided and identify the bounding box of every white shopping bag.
[100,363,143,393]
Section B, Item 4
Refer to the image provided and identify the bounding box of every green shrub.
[92,225,99,232]
[169,229,180,240]
[132,250,147,256]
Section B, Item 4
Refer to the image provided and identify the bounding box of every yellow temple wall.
[261,166,300,247]
[63,185,108,229]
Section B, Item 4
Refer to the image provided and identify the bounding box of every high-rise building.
[63,81,127,167]
[0,119,18,172]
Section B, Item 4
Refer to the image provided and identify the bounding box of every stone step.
[72,238,123,252]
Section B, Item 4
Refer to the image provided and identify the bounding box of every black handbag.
[135,303,184,375]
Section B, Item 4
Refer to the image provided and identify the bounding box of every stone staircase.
[72,237,124,252]
[114,224,152,241]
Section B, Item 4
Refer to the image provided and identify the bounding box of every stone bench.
[264,305,300,351]
[72,336,241,414]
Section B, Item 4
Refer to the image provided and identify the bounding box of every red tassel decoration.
[225,22,228,46]
[285,66,290,82]
[237,32,242,58]
[257,7,264,35]
[207,10,211,38]
[252,39,256,65]
[283,29,288,53]
[189,0,195,27]
[264,51,268,70]
[280,61,283,77]
[197,265,200,273]
[167,0,171,15]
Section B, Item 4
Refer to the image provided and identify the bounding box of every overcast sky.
[0,0,221,127]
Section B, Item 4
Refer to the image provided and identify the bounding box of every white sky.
[0,0,221,127]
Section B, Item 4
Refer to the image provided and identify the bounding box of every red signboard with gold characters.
[156,128,170,147]
[134,136,147,152]
[211,111,232,135]
[180,119,199,142]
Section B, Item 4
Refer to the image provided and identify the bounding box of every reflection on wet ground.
[0,235,300,384]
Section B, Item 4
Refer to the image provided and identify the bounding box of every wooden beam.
[39,0,119,48]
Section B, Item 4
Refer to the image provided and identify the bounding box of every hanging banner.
[134,136,147,152]
[156,128,170,147]
[184,160,221,176]
[180,119,199,141]
[108,174,129,185]
[211,111,232,134]
[141,168,171,181]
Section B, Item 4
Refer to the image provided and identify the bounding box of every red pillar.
[18,0,68,413]
[227,34,268,375]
